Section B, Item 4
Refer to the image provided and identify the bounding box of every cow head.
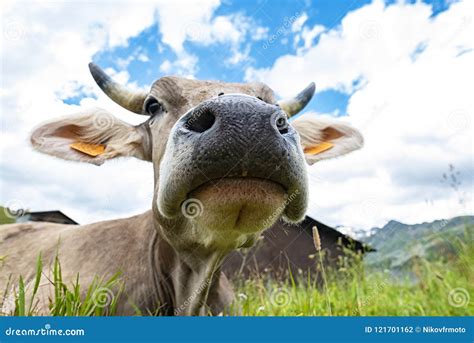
[31,63,363,252]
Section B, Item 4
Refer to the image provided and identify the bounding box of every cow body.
[1,63,363,315]
[0,211,233,315]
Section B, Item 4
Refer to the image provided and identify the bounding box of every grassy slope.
[229,218,473,315]
[364,216,474,271]
[1,220,472,316]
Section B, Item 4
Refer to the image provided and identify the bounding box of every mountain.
[362,215,473,271]
[336,225,378,240]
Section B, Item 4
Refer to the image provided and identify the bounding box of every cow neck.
[148,218,226,316]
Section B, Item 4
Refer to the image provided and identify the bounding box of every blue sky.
[2,0,472,229]
[77,0,451,116]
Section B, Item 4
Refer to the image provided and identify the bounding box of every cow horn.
[88,62,147,114]
[278,82,315,117]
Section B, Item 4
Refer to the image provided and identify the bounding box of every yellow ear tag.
[304,141,334,155]
[70,142,106,157]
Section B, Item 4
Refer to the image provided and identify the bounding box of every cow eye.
[145,98,164,116]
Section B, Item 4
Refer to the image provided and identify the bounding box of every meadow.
[1,226,472,316]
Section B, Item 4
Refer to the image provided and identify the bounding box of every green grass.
[1,227,472,316]
[230,227,473,316]
[230,260,472,316]
[0,206,15,225]
[1,253,123,316]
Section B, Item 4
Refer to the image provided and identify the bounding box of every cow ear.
[291,115,363,165]
[30,108,151,165]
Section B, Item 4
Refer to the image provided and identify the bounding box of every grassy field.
[1,226,472,316]
[231,254,473,316]
[230,224,473,316]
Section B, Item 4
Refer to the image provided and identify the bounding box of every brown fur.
[2,71,363,316]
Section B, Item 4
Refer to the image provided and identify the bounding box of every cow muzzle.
[157,95,308,237]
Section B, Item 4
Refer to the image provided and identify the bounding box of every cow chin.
[183,178,287,249]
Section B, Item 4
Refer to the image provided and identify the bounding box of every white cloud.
[297,24,325,52]
[1,0,472,232]
[291,12,308,33]
[160,60,173,73]
[159,9,262,50]
[116,47,150,69]
[137,53,149,63]
[154,0,221,53]
[162,52,199,77]
[246,0,438,96]
[246,0,473,229]
[226,43,252,65]
[155,3,267,73]
[252,26,269,41]
[0,0,166,224]
[0,0,239,224]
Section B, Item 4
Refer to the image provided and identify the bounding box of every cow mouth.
[182,177,287,233]
[157,167,308,226]
[187,176,288,195]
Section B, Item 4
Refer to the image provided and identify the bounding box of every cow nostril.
[186,108,216,133]
[275,115,289,134]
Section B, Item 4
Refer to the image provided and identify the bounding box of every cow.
[0,63,363,315]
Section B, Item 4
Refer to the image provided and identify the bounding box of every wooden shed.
[222,215,373,279]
